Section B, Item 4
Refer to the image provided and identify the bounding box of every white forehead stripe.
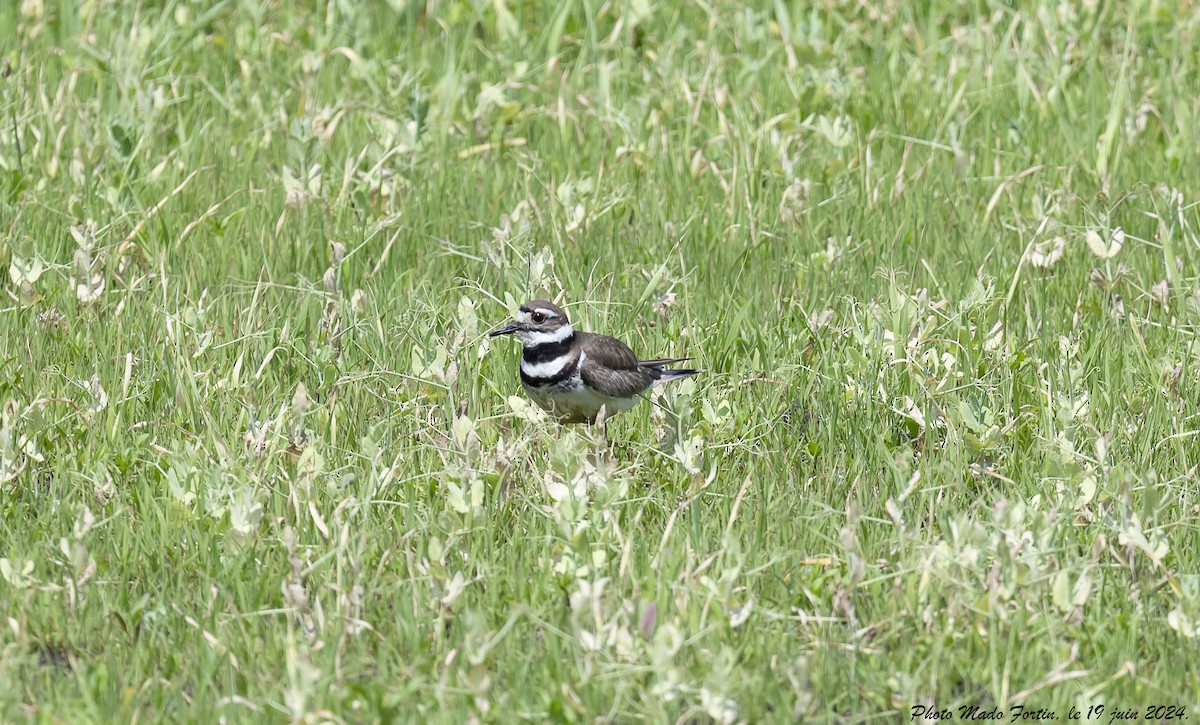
[521,352,576,378]
[517,310,532,323]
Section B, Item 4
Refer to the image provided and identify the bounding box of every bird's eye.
[531,311,547,324]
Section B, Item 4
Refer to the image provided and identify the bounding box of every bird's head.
[489,300,573,347]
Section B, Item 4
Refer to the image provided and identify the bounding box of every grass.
[2,0,1200,721]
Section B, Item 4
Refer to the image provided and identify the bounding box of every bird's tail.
[657,367,701,382]
[640,357,692,368]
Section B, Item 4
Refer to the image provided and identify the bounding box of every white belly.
[524,380,640,423]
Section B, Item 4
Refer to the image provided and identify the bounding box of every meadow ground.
[2,1,1200,722]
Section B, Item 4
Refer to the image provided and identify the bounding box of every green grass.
[3,0,1200,721]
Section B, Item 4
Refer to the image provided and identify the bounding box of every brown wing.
[578,332,657,399]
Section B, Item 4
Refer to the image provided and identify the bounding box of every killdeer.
[489,300,699,424]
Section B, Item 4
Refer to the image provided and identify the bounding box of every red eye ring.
[531,311,547,324]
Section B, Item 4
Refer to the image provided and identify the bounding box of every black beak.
[488,323,520,338]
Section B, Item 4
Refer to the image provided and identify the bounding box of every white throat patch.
[518,324,574,347]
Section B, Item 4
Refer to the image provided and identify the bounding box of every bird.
[488,299,699,424]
